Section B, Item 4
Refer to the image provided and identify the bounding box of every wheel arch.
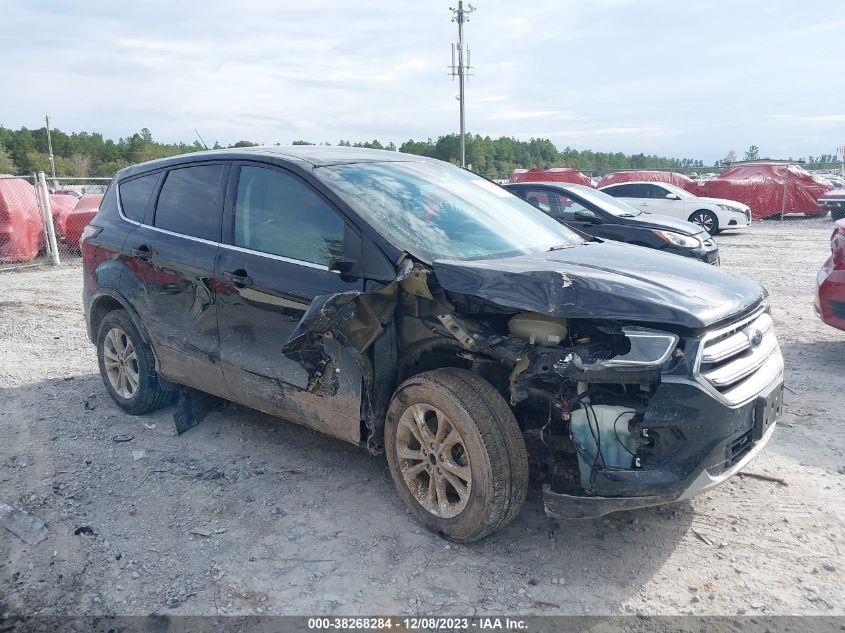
[87,289,154,350]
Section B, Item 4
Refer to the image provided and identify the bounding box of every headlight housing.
[652,229,701,249]
[606,328,680,368]
[717,204,743,214]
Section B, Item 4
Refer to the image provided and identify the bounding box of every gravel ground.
[1,217,843,617]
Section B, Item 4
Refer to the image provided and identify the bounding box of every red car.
[816,219,845,331]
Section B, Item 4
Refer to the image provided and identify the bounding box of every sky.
[1,0,843,164]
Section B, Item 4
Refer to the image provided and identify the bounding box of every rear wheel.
[96,310,169,415]
[384,368,528,542]
[688,209,719,235]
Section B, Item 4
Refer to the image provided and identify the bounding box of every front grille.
[698,309,783,405]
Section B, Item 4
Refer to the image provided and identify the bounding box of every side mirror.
[328,257,358,275]
[665,193,681,200]
[574,209,602,224]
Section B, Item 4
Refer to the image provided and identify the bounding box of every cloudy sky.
[1,0,843,163]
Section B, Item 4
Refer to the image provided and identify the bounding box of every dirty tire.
[96,309,169,415]
[688,209,719,235]
[385,368,528,542]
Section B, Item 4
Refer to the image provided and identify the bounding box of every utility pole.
[449,1,475,168]
[45,114,57,187]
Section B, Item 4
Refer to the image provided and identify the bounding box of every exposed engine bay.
[283,258,706,508]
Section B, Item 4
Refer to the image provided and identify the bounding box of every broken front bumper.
[542,376,783,519]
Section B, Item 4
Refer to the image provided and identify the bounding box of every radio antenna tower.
[449,1,475,168]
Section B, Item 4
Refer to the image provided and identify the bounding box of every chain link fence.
[0,172,111,272]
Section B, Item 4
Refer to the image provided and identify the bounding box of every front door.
[215,163,366,444]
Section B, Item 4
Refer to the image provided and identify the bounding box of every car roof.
[504,181,589,191]
[117,146,430,180]
[599,181,669,187]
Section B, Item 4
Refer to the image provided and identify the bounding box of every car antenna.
[194,129,209,151]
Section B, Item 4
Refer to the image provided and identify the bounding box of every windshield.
[661,183,695,199]
[564,185,643,217]
[317,160,584,262]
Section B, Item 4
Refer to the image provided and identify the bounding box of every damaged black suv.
[82,147,784,542]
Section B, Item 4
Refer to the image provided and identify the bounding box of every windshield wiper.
[547,244,574,252]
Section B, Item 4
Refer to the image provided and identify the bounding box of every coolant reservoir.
[507,312,568,347]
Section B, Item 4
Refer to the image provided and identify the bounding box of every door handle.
[129,245,152,260]
[222,270,254,288]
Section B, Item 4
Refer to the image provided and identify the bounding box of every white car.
[598,181,751,235]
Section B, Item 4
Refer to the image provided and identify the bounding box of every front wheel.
[832,208,845,221]
[688,209,719,235]
[384,368,528,542]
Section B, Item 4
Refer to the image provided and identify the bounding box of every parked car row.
[0,177,102,262]
[82,146,785,541]
[598,181,751,235]
[502,182,720,264]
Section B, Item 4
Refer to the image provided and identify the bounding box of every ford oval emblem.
[748,328,763,347]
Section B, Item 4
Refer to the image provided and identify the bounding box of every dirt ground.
[1,218,843,617]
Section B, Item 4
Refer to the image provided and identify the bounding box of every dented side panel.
[215,246,366,443]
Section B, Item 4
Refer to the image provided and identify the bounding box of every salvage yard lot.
[1,218,843,616]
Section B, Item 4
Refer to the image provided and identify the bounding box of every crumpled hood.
[433,241,764,330]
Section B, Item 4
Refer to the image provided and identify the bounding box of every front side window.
[564,185,641,217]
[154,165,223,240]
[523,188,589,221]
[316,161,583,262]
[119,173,159,222]
[641,184,670,199]
[234,166,344,266]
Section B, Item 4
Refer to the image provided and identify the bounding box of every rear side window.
[234,165,344,265]
[154,165,223,240]
[604,184,637,197]
[119,173,159,222]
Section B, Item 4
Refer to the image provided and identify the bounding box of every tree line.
[0,125,840,180]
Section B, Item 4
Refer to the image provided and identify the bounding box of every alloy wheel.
[690,211,715,233]
[395,403,472,518]
[103,327,140,399]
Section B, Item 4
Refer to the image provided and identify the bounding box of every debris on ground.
[112,434,134,443]
[692,529,714,546]
[172,388,227,435]
[0,501,49,545]
[190,527,213,537]
[737,471,789,486]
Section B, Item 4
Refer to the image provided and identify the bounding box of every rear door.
[215,162,366,443]
[121,162,229,395]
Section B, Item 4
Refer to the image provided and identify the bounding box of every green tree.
[0,144,16,174]
[744,145,759,161]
